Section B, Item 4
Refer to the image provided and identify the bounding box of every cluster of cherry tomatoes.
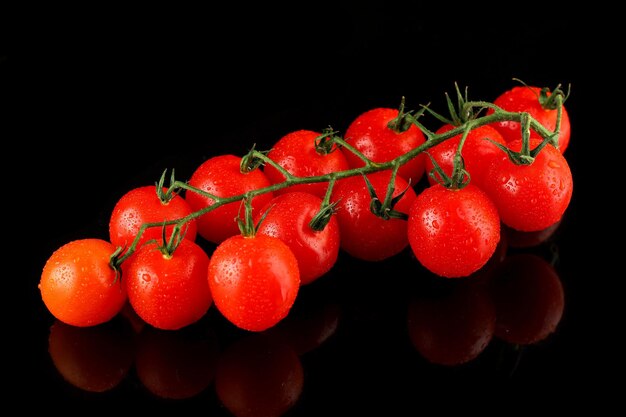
[39,83,573,334]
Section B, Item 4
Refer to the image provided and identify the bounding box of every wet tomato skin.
[407,184,501,278]
[208,234,300,332]
[109,185,197,250]
[488,85,571,153]
[343,107,427,185]
[481,139,573,232]
[124,239,213,330]
[39,238,127,327]
[255,191,340,285]
[185,154,274,244]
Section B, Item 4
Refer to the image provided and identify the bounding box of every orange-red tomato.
[40,238,127,327]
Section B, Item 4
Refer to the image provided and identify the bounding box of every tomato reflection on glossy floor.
[43,222,568,413]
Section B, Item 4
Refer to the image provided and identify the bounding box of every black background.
[6,2,619,414]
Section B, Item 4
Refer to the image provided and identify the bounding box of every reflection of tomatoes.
[48,318,134,393]
[503,221,561,248]
[407,281,496,366]
[490,254,565,345]
[215,333,304,417]
[135,325,219,399]
[269,300,341,356]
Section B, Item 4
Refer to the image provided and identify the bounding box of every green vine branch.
[111,94,565,269]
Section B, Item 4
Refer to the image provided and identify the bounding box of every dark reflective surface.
[14,2,610,413]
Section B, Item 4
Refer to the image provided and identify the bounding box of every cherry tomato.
[124,239,213,330]
[331,170,417,261]
[47,318,134,393]
[185,154,274,244]
[488,85,571,153]
[215,332,304,417]
[263,129,350,198]
[407,184,501,278]
[135,325,219,399]
[208,234,300,331]
[490,253,565,345]
[109,185,197,250]
[343,107,426,185]
[481,139,573,232]
[425,124,506,187]
[39,238,127,327]
[255,191,340,285]
[407,281,496,366]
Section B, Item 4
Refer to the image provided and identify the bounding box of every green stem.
[112,98,565,267]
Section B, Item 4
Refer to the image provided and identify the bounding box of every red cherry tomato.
[185,154,274,244]
[215,333,304,417]
[135,326,219,399]
[407,184,501,278]
[490,253,565,345]
[208,234,300,331]
[109,185,197,250]
[481,139,573,232]
[263,129,350,198]
[331,170,417,261]
[255,191,340,285]
[407,281,496,366]
[48,318,134,393]
[425,124,506,187]
[488,85,571,153]
[40,238,127,327]
[124,239,213,330]
[343,107,427,185]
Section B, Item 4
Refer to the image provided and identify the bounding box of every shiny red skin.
[208,234,300,332]
[481,139,573,232]
[109,185,197,249]
[255,192,340,285]
[425,123,506,187]
[40,238,127,327]
[408,184,501,278]
[185,154,274,244]
[488,85,571,153]
[331,170,417,261]
[263,129,350,198]
[124,239,213,330]
[343,107,426,185]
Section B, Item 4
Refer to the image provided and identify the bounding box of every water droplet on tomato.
[432,220,440,229]
[142,274,151,282]
[548,160,560,169]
